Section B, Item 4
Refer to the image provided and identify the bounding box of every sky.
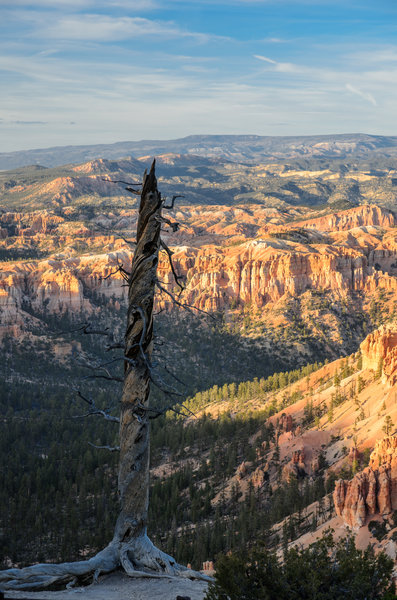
[0,0,397,152]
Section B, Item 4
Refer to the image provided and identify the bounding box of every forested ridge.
[0,334,339,571]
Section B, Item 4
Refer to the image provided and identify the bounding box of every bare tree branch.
[82,374,123,383]
[155,281,216,320]
[163,195,185,209]
[80,323,111,337]
[74,390,120,422]
[96,222,137,248]
[160,239,184,291]
[99,264,130,282]
[158,363,187,388]
[101,178,141,186]
[88,442,120,452]
[106,341,124,351]
[76,358,123,383]
[156,215,180,232]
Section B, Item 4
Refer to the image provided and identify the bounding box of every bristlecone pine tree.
[0,161,208,590]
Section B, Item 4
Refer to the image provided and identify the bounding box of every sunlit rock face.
[360,326,397,387]
[334,437,397,528]
[1,203,397,345]
[333,325,397,529]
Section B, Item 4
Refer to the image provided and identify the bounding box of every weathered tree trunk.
[115,161,160,544]
[0,161,209,590]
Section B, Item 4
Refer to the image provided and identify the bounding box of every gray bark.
[115,161,160,544]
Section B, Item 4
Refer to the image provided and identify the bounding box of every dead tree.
[0,161,209,590]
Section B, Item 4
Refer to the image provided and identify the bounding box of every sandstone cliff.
[334,437,397,528]
[360,325,397,387]
[266,205,396,235]
[1,204,397,359]
[161,233,397,312]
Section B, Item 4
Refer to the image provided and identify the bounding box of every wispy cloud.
[254,54,277,64]
[254,54,302,73]
[348,47,397,65]
[3,0,91,7]
[345,84,377,106]
[261,38,288,43]
[36,14,218,42]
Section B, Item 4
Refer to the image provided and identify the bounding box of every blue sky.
[0,0,396,152]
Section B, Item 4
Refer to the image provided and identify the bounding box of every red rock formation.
[279,413,295,433]
[360,325,397,386]
[157,230,397,312]
[333,436,397,528]
[2,203,397,342]
[269,205,396,235]
[236,461,249,479]
[348,447,361,463]
[282,449,306,481]
[0,251,131,338]
[250,466,268,488]
[202,561,214,573]
[292,449,305,466]
[311,456,320,473]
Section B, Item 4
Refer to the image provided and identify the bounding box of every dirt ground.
[3,572,209,600]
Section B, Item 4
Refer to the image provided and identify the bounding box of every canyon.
[2,150,397,576]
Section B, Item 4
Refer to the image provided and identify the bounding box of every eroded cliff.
[334,437,397,528]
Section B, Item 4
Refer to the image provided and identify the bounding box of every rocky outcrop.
[236,461,249,479]
[333,436,397,528]
[360,325,397,386]
[250,466,268,488]
[278,413,295,433]
[275,205,396,235]
[157,219,397,311]
[348,447,361,463]
[282,449,306,481]
[0,251,130,338]
[0,211,64,237]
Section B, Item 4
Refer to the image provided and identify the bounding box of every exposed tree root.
[0,536,212,591]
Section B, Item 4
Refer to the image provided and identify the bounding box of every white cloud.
[254,54,277,64]
[35,14,216,42]
[347,47,397,64]
[263,38,288,43]
[254,54,303,73]
[345,84,377,106]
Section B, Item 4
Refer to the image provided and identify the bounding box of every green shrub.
[368,519,388,541]
[205,532,396,600]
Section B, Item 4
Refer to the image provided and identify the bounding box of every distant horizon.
[2,131,397,156]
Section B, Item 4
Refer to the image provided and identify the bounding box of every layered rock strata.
[1,204,397,339]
